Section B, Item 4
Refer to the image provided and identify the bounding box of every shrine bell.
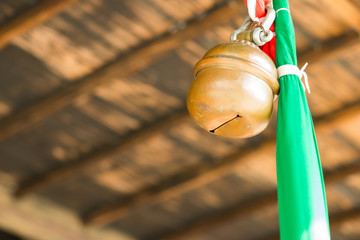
[186,10,279,138]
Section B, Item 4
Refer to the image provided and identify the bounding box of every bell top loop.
[231,4,275,46]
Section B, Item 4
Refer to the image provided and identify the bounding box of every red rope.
[243,0,276,63]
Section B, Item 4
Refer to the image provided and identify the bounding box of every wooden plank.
[83,139,273,224]
[0,186,133,240]
[0,0,78,49]
[0,0,242,142]
[330,207,360,227]
[347,0,360,9]
[258,234,279,240]
[297,30,359,66]
[324,160,360,184]
[14,108,189,197]
[1,6,356,144]
[314,100,360,134]
[0,230,23,240]
[161,191,278,240]
[82,101,360,227]
[326,0,360,33]
[255,208,360,240]
[160,157,360,240]
[13,30,360,198]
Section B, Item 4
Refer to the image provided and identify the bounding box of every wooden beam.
[83,101,360,227]
[314,100,360,134]
[160,191,278,240]
[0,186,134,240]
[0,0,242,142]
[330,207,360,227]
[160,157,360,240]
[297,30,359,66]
[255,207,360,240]
[347,0,360,10]
[0,230,23,240]
[82,135,270,225]
[13,28,360,200]
[258,234,279,240]
[0,2,357,143]
[12,0,244,196]
[324,159,360,184]
[0,0,77,49]
[14,108,189,197]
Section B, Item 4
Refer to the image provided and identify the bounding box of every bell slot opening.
[209,115,241,133]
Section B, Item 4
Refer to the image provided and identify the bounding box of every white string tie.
[276,8,290,14]
[277,63,311,94]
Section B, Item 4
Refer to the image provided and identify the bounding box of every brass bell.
[187,40,279,138]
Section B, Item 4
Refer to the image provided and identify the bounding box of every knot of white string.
[277,63,311,94]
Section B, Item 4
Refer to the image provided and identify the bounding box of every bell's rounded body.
[187,42,279,138]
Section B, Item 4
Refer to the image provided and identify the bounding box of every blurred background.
[0,0,359,239]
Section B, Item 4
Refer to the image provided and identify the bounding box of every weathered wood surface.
[0,0,239,141]
[0,0,358,142]
[0,0,41,25]
[8,1,243,193]
[0,0,78,48]
[83,102,360,229]
[0,0,359,239]
[160,161,360,240]
[14,109,189,197]
[257,208,360,240]
[0,185,133,240]
[12,31,360,202]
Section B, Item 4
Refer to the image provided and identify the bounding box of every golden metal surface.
[187,42,278,138]
[234,30,253,42]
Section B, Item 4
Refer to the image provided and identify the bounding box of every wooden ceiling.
[0,0,359,239]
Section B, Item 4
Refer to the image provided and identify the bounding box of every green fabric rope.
[273,0,331,239]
